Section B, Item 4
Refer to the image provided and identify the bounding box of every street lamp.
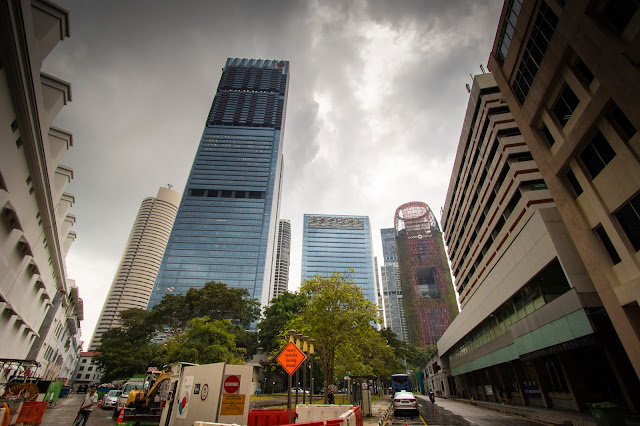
[294,333,302,405]
[309,339,315,404]
[302,336,309,404]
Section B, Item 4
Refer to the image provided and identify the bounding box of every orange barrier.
[352,406,363,426]
[248,408,296,426]
[325,419,344,426]
[291,423,324,426]
[16,401,47,425]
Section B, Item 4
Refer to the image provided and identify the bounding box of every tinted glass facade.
[301,214,377,304]
[380,228,407,341]
[148,58,289,309]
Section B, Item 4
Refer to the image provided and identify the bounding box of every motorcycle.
[429,393,435,403]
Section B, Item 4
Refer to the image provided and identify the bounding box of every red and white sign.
[223,375,240,394]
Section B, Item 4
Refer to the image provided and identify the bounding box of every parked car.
[101,390,122,409]
[292,388,309,394]
[76,384,88,394]
[393,391,418,417]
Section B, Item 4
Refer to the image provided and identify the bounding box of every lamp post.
[309,339,315,404]
[294,333,302,405]
[302,336,309,404]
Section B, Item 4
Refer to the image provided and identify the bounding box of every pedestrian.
[73,385,98,426]
[328,392,335,405]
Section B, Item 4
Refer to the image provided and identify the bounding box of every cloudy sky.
[43,0,503,348]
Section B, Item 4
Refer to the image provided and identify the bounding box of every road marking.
[418,414,428,426]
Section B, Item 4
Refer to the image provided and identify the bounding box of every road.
[390,395,548,426]
[41,393,116,426]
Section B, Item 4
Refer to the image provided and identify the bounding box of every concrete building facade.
[89,187,180,351]
[439,73,639,412]
[148,58,289,310]
[380,228,407,342]
[272,219,291,298]
[0,0,82,382]
[301,214,378,305]
[487,0,640,381]
[69,351,103,388]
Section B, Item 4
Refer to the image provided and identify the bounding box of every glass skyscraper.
[380,228,408,342]
[301,214,377,305]
[148,58,289,309]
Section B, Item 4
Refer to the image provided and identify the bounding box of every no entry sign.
[223,375,240,394]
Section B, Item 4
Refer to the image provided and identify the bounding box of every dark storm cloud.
[43,0,504,345]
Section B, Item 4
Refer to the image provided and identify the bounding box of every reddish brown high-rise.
[394,202,458,346]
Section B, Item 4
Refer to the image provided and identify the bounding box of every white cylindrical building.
[88,187,180,350]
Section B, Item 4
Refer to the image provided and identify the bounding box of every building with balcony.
[0,0,82,382]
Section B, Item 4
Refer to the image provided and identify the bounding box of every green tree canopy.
[288,273,381,402]
[258,292,307,354]
[150,281,260,334]
[93,308,161,382]
[160,317,245,365]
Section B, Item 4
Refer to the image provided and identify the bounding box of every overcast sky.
[43,0,503,349]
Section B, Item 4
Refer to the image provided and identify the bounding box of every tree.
[160,317,245,365]
[288,273,381,402]
[94,308,161,382]
[150,281,261,334]
[258,292,307,354]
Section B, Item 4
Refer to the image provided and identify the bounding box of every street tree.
[93,308,161,382]
[288,273,380,402]
[161,317,245,365]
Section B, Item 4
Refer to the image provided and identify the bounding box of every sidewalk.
[364,395,392,426]
[443,396,640,426]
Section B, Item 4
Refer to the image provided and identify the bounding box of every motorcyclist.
[428,389,435,402]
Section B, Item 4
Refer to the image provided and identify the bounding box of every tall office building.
[0,0,82,381]
[374,256,384,327]
[272,219,291,298]
[438,73,638,412]
[89,187,180,350]
[487,0,640,382]
[148,59,289,309]
[301,214,377,305]
[380,228,407,342]
[394,202,457,346]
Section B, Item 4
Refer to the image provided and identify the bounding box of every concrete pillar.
[532,359,552,409]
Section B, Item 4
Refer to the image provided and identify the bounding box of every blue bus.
[391,374,411,395]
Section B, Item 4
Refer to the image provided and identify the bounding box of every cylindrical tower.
[394,201,457,346]
[88,187,180,350]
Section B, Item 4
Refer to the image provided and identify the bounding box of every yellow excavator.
[121,368,172,420]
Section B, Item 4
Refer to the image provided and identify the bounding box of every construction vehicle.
[114,368,172,423]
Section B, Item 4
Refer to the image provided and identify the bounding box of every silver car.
[393,391,418,416]
[102,390,122,409]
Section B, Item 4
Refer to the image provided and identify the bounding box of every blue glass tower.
[148,58,289,309]
[301,214,377,305]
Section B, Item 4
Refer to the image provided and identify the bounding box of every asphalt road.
[41,393,116,426]
[390,395,548,426]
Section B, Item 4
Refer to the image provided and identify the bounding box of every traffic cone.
[116,406,125,423]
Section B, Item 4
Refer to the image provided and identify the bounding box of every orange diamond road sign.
[276,342,306,376]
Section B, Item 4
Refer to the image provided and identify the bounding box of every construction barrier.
[248,408,296,426]
[352,406,363,426]
[15,401,47,425]
[194,423,242,426]
[295,405,352,424]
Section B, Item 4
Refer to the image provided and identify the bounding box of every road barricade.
[16,401,47,425]
[248,408,296,426]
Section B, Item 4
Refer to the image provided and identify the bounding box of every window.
[79,366,84,371]
[497,0,524,63]
[604,0,639,33]
[541,123,555,147]
[188,188,205,197]
[574,57,594,85]
[552,84,580,127]
[82,358,87,363]
[512,2,558,104]
[610,106,637,142]
[566,169,583,196]
[615,193,640,251]
[546,357,569,393]
[580,131,616,178]
[88,366,93,371]
[76,374,81,379]
[595,225,622,264]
